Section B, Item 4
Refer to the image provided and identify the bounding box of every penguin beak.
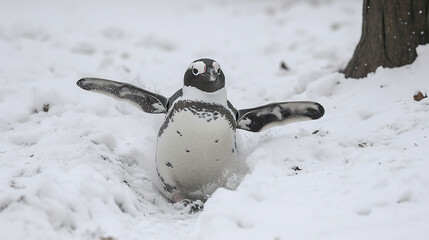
[207,68,217,82]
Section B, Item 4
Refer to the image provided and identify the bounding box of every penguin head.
[184,58,225,93]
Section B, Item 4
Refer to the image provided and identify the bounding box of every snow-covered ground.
[1,0,429,239]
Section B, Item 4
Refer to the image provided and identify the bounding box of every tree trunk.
[343,0,429,79]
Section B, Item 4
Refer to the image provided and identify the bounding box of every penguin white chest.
[156,100,238,200]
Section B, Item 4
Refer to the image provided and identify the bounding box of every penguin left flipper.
[236,101,325,132]
[77,77,168,114]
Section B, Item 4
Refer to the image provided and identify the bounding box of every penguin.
[76,58,325,203]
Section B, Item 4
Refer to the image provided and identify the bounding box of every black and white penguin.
[77,58,324,203]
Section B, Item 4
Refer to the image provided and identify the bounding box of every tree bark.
[343,0,429,79]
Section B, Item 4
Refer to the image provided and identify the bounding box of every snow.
[1,0,428,239]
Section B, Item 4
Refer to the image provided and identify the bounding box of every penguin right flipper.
[77,77,168,114]
[236,101,325,132]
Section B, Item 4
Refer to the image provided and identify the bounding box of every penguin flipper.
[77,77,168,114]
[236,101,324,132]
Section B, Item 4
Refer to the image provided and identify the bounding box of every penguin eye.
[190,61,206,76]
[212,61,221,75]
[192,68,199,75]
